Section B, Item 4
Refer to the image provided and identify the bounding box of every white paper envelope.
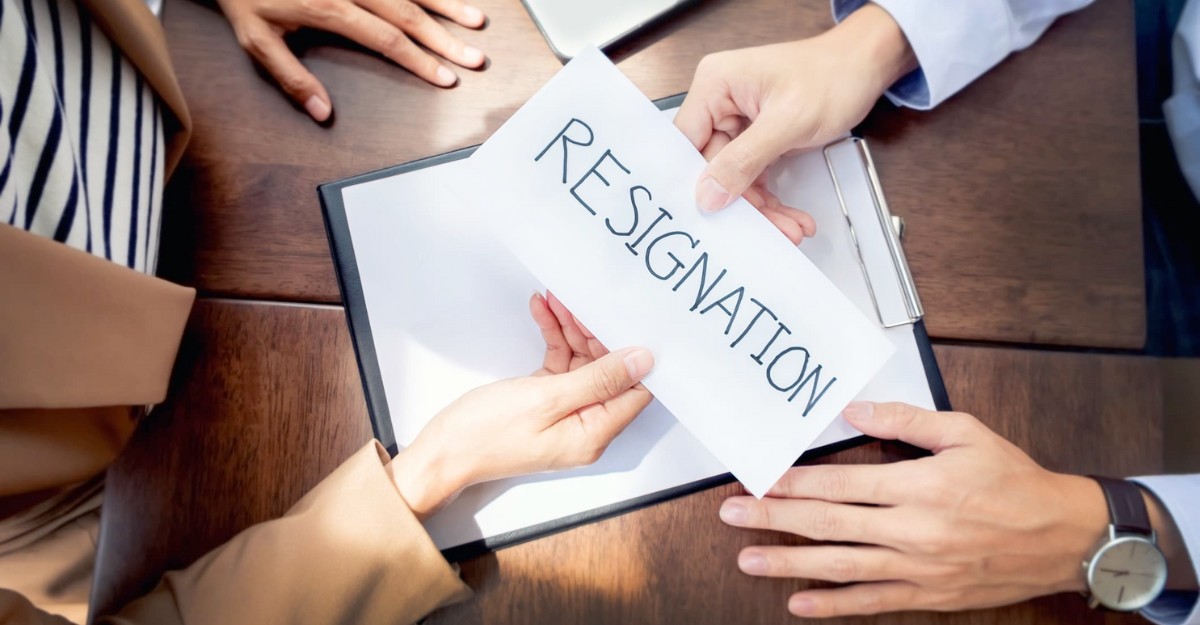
[462,47,895,497]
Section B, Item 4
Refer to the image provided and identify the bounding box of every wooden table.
[94,301,1161,624]
[158,0,1143,349]
[92,0,1156,623]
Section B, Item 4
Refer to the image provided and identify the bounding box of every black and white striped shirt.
[1,0,165,274]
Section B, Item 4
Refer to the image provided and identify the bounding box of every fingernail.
[304,95,331,122]
[738,551,767,575]
[623,348,653,380]
[463,5,484,25]
[532,291,544,302]
[436,66,458,86]
[789,596,816,616]
[463,46,485,66]
[842,401,873,422]
[719,501,747,525]
[697,176,731,213]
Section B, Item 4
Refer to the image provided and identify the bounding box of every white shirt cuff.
[830,0,1011,110]
[1130,474,1200,625]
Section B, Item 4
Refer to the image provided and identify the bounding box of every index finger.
[674,91,715,153]
[362,0,485,69]
[546,292,595,362]
[530,292,571,374]
[414,0,486,28]
[767,464,913,505]
[311,5,456,86]
[235,22,333,121]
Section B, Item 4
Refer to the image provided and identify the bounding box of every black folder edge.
[318,94,952,563]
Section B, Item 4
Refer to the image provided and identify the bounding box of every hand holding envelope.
[462,47,895,497]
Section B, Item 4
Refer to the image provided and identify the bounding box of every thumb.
[546,347,654,412]
[696,112,793,213]
[842,401,986,453]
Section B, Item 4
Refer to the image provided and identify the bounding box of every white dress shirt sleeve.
[1163,0,1200,201]
[1130,474,1200,625]
[830,0,1095,110]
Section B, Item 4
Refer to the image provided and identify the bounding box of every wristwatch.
[1082,476,1169,611]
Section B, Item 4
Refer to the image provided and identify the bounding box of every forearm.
[823,3,917,97]
[832,0,1097,109]
[99,442,469,625]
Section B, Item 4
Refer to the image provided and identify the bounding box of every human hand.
[719,401,1114,617]
[674,4,916,244]
[215,0,487,122]
[388,292,653,518]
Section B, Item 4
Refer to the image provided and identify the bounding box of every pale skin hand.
[215,0,487,122]
[720,401,1197,618]
[386,292,651,519]
[674,3,917,245]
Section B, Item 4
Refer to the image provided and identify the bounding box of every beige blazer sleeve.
[0,442,471,625]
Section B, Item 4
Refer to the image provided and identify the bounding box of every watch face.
[1087,536,1169,611]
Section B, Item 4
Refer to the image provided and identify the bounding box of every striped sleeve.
[0,0,165,274]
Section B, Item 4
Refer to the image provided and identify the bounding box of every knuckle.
[826,553,859,583]
[916,528,950,557]
[392,1,424,28]
[695,53,721,76]
[300,0,339,19]
[816,467,850,501]
[377,27,406,54]
[753,500,773,530]
[807,506,840,541]
[951,411,985,436]
[722,146,760,181]
[237,30,267,56]
[589,365,626,399]
[775,467,802,495]
[277,72,311,96]
[931,560,972,589]
[892,402,924,428]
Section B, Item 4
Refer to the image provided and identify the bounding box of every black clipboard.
[318,95,952,562]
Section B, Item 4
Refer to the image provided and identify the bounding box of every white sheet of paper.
[461,47,894,497]
[340,108,936,550]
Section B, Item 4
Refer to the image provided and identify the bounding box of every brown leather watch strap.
[1091,476,1153,536]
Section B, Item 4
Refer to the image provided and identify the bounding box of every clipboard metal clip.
[823,136,924,329]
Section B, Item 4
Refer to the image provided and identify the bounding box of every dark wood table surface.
[94,301,1162,624]
[92,0,1157,623]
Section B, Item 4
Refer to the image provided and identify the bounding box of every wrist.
[829,3,917,95]
[386,442,462,521]
[1046,473,1111,593]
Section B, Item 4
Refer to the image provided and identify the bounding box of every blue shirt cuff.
[1130,474,1200,625]
[829,0,931,109]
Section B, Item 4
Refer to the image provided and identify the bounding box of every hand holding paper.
[463,47,895,497]
[389,292,654,519]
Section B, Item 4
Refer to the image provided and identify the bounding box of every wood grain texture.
[90,299,374,618]
[90,301,1162,623]
[157,0,1143,348]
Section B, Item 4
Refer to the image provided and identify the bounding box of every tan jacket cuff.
[101,441,469,625]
